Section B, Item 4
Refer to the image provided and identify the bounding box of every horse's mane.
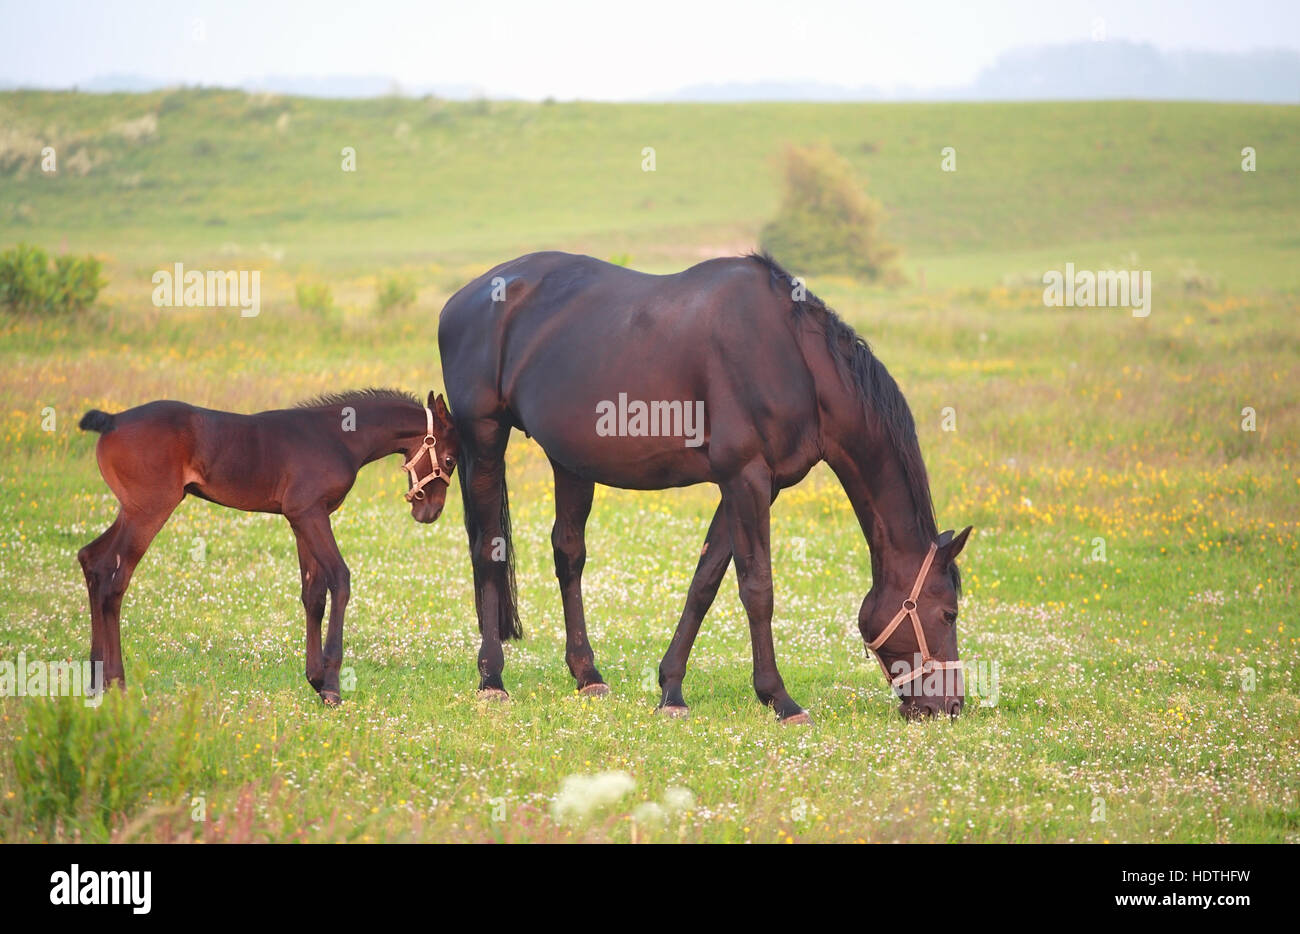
[747,252,949,578]
[294,387,420,409]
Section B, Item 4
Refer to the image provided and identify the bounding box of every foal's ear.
[429,392,450,420]
[937,526,974,564]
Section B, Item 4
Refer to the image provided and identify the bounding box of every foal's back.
[91,401,350,515]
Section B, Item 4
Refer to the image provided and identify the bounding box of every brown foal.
[76,388,459,705]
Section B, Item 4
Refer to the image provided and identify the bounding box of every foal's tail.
[78,410,116,433]
[460,460,524,642]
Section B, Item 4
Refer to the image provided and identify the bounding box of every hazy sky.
[2,0,1298,98]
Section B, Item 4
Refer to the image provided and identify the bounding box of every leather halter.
[401,407,446,502]
[865,542,963,691]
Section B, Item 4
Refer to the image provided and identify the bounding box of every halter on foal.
[76,389,459,705]
[401,406,451,502]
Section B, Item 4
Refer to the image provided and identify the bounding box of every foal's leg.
[78,516,122,693]
[721,465,807,724]
[287,509,349,706]
[657,504,730,714]
[294,533,328,693]
[94,501,182,689]
[550,463,606,694]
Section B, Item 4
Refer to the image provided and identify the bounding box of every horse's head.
[859,526,973,720]
[400,391,460,523]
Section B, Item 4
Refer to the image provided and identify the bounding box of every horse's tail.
[460,459,523,642]
[78,410,116,434]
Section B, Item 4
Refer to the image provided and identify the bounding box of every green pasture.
[0,92,1296,842]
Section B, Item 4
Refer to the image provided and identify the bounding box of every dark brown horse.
[439,252,972,722]
[76,389,459,704]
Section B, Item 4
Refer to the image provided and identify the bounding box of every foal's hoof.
[319,690,342,707]
[779,710,813,726]
[477,687,510,703]
[578,683,610,697]
[656,705,690,719]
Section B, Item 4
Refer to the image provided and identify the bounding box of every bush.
[295,280,334,315]
[10,692,200,838]
[375,274,417,313]
[0,243,105,315]
[760,144,901,283]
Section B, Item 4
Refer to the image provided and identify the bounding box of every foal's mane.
[293,387,420,409]
[747,252,950,578]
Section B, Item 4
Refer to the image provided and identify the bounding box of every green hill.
[2,90,1297,288]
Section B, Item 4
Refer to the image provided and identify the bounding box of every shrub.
[1179,261,1218,293]
[375,274,417,313]
[760,144,901,283]
[10,692,200,838]
[0,243,105,316]
[295,281,334,315]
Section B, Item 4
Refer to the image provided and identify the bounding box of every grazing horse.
[76,389,460,705]
[439,252,972,722]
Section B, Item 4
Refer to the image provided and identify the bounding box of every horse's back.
[438,252,819,486]
[439,252,791,387]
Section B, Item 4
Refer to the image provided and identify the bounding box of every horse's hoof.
[779,710,813,726]
[579,683,610,697]
[319,690,342,707]
[657,705,690,719]
[477,687,510,702]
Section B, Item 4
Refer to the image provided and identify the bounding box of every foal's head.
[400,392,460,523]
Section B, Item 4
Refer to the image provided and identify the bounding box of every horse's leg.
[97,501,182,689]
[287,510,348,706]
[77,516,123,694]
[657,504,730,714]
[294,532,327,693]
[551,463,606,694]
[721,466,807,723]
[460,417,516,697]
[658,487,781,713]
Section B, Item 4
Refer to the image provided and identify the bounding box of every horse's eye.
[942,610,957,625]
[444,456,456,470]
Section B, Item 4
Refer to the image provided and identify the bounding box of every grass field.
[0,91,1297,842]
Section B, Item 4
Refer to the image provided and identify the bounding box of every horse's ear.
[937,526,973,564]
[430,392,450,420]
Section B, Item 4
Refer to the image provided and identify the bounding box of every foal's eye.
[444,456,456,470]
[942,610,958,625]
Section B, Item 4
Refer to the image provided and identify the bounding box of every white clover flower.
[631,802,666,827]
[662,787,696,813]
[551,771,636,824]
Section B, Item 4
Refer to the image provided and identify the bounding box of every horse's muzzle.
[899,696,964,720]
